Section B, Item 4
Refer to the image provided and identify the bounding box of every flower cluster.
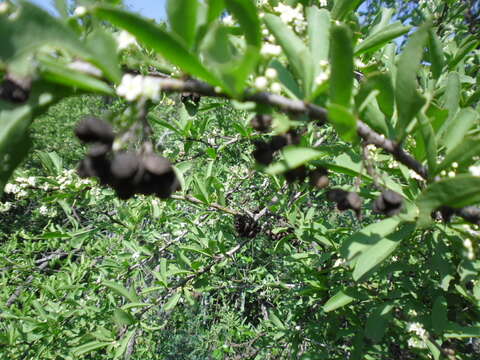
[469,165,480,177]
[315,60,330,85]
[406,322,428,348]
[116,74,162,102]
[463,237,476,260]
[273,3,306,33]
[253,68,281,93]
[260,43,282,57]
[4,176,36,199]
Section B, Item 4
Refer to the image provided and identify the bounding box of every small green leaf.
[356,72,395,119]
[265,147,323,175]
[94,6,218,85]
[417,175,480,227]
[417,111,437,176]
[355,22,410,55]
[225,0,261,48]
[323,289,358,312]
[329,24,354,108]
[353,223,415,281]
[164,292,182,311]
[395,23,430,140]
[449,36,480,70]
[327,104,357,143]
[103,281,140,303]
[167,0,198,49]
[113,308,136,326]
[73,341,111,357]
[269,60,303,99]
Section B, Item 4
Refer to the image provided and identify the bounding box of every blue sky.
[28,0,167,20]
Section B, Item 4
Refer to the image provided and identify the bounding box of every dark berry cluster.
[75,116,180,200]
[373,190,404,217]
[234,214,261,238]
[327,189,363,217]
[252,130,301,166]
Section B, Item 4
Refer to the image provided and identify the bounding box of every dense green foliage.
[1,0,480,359]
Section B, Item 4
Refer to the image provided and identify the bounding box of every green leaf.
[355,22,410,55]
[329,24,354,108]
[103,281,140,303]
[93,6,218,85]
[39,58,113,95]
[327,104,357,143]
[0,105,32,197]
[113,308,136,326]
[356,72,395,119]
[167,0,198,49]
[225,0,261,48]
[353,223,415,281]
[331,0,366,20]
[432,296,448,334]
[164,292,182,311]
[85,28,122,83]
[340,217,401,261]
[427,30,445,80]
[395,23,430,140]
[449,36,480,70]
[436,137,480,175]
[323,289,358,312]
[364,303,394,342]
[265,147,323,175]
[73,341,111,357]
[417,111,437,177]
[264,14,315,97]
[269,60,303,99]
[441,108,478,154]
[417,175,480,227]
[437,72,460,139]
[444,324,480,338]
[0,2,91,66]
[307,7,330,65]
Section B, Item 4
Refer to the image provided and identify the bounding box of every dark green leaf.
[432,296,448,334]
[269,60,303,99]
[417,111,437,176]
[329,24,354,108]
[225,0,261,48]
[449,36,480,70]
[113,309,136,326]
[73,341,111,357]
[356,72,395,119]
[266,147,323,175]
[440,108,478,154]
[164,292,182,311]
[364,303,394,342]
[323,289,359,312]
[395,23,430,140]
[437,137,480,174]
[103,281,140,303]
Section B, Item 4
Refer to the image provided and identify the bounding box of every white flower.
[117,31,138,51]
[261,43,281,56]
[333,258,346,267]
[262,28,269,36]
[254,76,268,90]
[469,165,480,177]
[407,322,427,339]
[464,238,473,248]
[448,171,456,178]
[270,82,282,94]
[319,0,328,7]
[315,72,329,85]
[265,68,278,80]
[4,183,18,194]
[0,202,12,212]
[17,189,28,198]
[132,251,141,259]
[142,76,162,102]
[408,337,427,349]
[452,162,458,168]
[39,205,49,216]
[409,170,424,181]
[26,177,36,187]
[319,60,329,68]
[222,15,234,26]
[116,74,143,101]
[74,6,87,17]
